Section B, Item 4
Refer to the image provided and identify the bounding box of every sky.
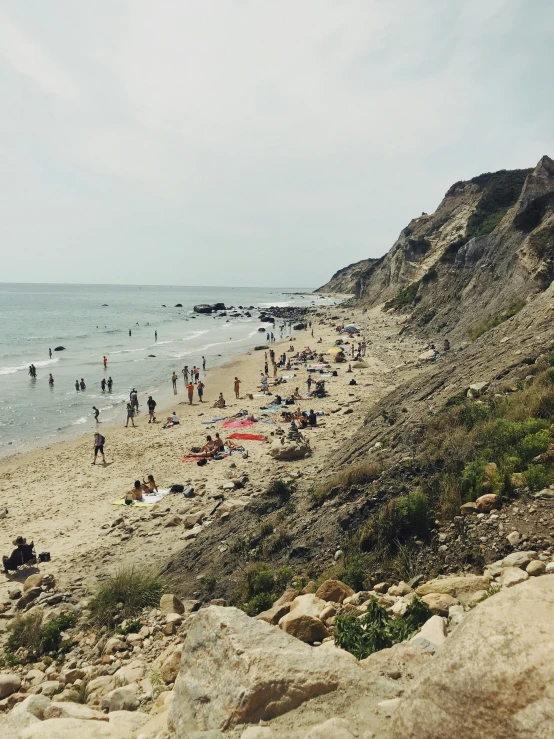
[1,0,553,288]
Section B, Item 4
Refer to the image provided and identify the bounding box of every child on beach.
[142,474,158,493]
[125,403,136,428]
[187,382,194,404]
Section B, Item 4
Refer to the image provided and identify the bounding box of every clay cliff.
[318,155,554,340]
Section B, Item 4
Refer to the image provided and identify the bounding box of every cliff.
[318,156,554,340]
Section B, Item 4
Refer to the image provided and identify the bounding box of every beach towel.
[228,432,268,441]
[202,417,226,425]
[112,488,170,507]
[222,419,255,429]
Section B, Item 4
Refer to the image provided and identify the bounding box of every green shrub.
[334,597,431,660]
[358,491,432,553]
[117,618,142,636]
[384,281,421,311]
[244,592,273,616]
[4,610,77,664]
[469,300,526,341]
[524,464,549,491]
[529,222,554,259]
[89,566,164,629]
[266,479,296,504]
[340,556,367,591]
[466,169,530,240]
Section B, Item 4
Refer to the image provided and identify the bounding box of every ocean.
[0,283,338,458]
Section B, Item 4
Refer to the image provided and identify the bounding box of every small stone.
[159,594,185,615]
[507,531,521,546]
[421,593,460,616]
[545,562,554,574]
[526,560,546,576]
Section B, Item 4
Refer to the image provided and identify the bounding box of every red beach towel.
[228,433,268,442]
[222,419,255,429]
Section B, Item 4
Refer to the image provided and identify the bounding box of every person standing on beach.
[197,380,205,402]
[155,330,157,341]
[307,375,312,392]
[202,356,206,372]
[92,431,106,465]
[92,406,100,423]
[49,348,52,358]
[194,367,200,384]
[130,389,139,412]
[234,377,241,399]
[103,356,107,369]
[125,403,136,427]
[147,395,157,423]
[182,366,188,383]
[171,372,178,390]
[107,377,113,392]
[101,378,106,391]
[129,329,131,337]
[187,381,194,405]
[264,360,268,375]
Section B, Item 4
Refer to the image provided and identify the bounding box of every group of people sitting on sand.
[124,474,158,504]
[280,407,318,427]
[189,433,243,458]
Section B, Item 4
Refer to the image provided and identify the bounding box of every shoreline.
[0,299,423,605]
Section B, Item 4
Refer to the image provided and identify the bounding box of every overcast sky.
[1,1,553,288]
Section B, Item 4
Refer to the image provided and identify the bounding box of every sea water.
[0,284,338,458]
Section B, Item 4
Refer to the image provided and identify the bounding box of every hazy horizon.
[1,1,553,287]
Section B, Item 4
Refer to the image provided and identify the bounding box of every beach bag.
[98,435,105,445]
[169,484,184,493]
[183,486,195,498]
[191,447,201,453]
[38,552,51,562]
[197,458,208,467]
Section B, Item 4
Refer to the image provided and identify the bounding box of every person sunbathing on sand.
[190,435,219,457]
[214,433,225,451]
[126,480,144,504]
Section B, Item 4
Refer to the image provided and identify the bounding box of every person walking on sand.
[49,348,52,358]
[171,371,178,390]
[197,380,205,402]
[202,356,206,372]
[103,356,107,369]
[234,377,241,399]
[187,381,194,405]
[92,406,100,423]
[125,403,136,427]
[107,376,113,392]
[307,375,312,392]
[92,431,106,465]
[147,395,157,423]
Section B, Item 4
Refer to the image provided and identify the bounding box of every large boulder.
[415,575,489,605]
[43,702,107,721]
[278,594,329,643]
[269,439,311,460]
[168,605,363,734]
[315,580,355,604]
[20,718,122,738]
[0,673,21,698]
[391,576,554,739]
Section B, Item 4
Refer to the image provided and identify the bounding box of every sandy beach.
[0,303,424,600]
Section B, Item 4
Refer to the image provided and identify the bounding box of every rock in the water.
[54,346,65,351]
[500,567,529,587]
[168,605,363,734]
[416,575,489,605]
[315,579,354,604]
[0,673,21,698]
[391,576,554,739]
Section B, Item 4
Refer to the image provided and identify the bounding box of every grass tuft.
[88,566,164,629]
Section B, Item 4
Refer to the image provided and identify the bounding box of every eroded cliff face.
[318,156,554,340]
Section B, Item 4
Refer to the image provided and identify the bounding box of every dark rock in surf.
[54,346,65,351]
[175,304,183,307]
[148,354,156,358]
[255,346,269,351]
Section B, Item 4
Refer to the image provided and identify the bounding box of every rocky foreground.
[1,547,553,738]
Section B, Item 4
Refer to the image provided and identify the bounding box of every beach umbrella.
[326,347,345,354]
[344,324,358,329]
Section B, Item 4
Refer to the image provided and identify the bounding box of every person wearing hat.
[3,536,32,572]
